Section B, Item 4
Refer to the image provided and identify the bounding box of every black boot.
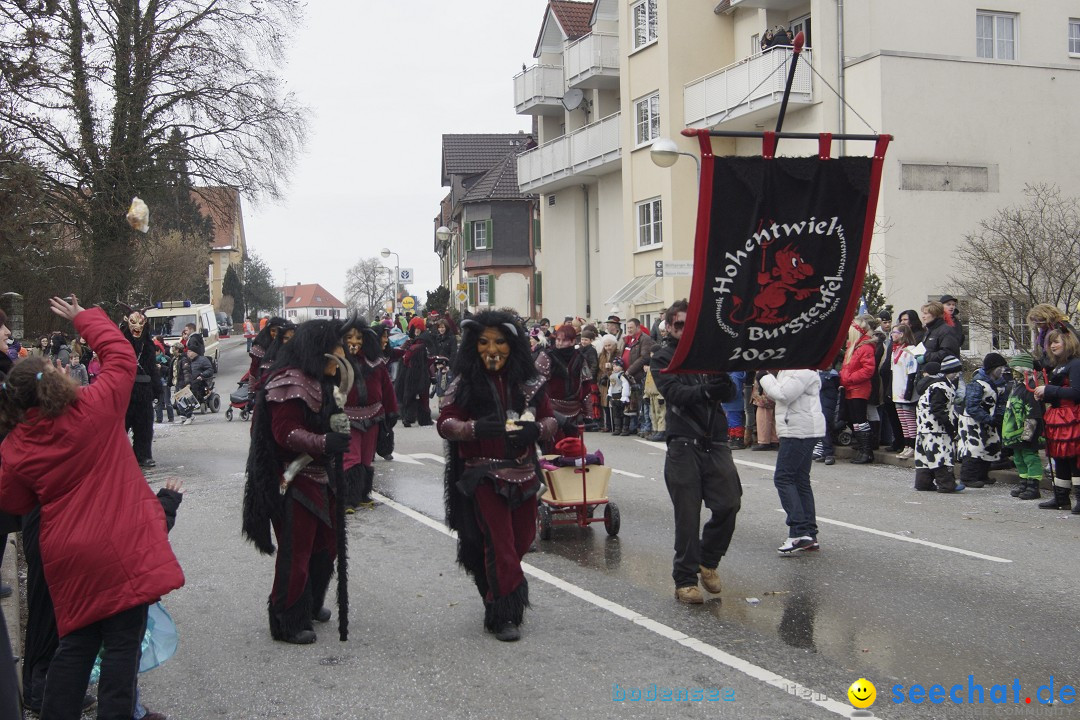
[850,430,873,464]
[1018,479,1042,500]
[914,468,937,491]
[1038,485,1071,509]
[935,465,960,493]
[1010,480,1025,497]
[1072,488,1080,515]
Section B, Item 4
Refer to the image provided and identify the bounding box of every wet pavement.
[121,338,1080,719]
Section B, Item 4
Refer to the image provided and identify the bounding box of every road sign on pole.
[654,260,664,277]
[455,290,468,304]
[401,296,415,311]
[398,268,414,284]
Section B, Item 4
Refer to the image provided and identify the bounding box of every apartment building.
[515,0,1080,353]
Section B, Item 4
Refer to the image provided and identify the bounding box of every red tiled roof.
[551,1,594,40]
[279,283,345,309]
[191,186,246,251]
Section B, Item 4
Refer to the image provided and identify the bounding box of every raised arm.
[54,298,136,419]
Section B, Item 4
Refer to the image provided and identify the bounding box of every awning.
[604,274,662,306]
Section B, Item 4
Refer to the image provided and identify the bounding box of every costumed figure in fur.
[247,316,287,387]
[398,322,435,427]
[120,306,160,467]
[376,325,404,460]
[242,320,352,644]
[341,314,399,511]
[534,323,593,453]
[436,310,558,642]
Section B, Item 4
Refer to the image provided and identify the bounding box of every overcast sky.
[241,0,547,306]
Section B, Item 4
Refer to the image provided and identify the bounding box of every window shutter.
[468,280,476,305]
[465,221,474,251]
[488,274,496,305]
[533,219,541,251]
[485,219,494,250]
[534,271,542,304]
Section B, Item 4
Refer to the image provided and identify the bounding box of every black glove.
[474,418,506,438]
[506,421,541,450]
[703,376,732,403]
[385,414,399,430]
[324,431,351,455]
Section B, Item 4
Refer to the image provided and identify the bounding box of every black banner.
[667,134,889,373]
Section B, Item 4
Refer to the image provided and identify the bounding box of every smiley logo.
[847,678,876,708]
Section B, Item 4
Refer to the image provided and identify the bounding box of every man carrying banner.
[650,300,743,605]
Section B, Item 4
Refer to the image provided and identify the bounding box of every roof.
[279,283,346,309]
[461,153,532,202]
[441,134,532,185]
[534,0,594,58]
[191,186,246,252]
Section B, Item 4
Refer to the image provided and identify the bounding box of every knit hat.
[1008,352,1035,370]
[612,356,624,367]
[940,294,958,304]
[939,355,962,374]
[186,333,205,356]
[982,352,1008,372]
[921,361,941,375]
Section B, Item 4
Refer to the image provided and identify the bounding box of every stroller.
[429,355,451,399]
[225,379,252,421]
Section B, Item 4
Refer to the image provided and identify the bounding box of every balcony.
[564,32,620,90]
[684,48,814,131]
[517,112,622,194]
[514,64,565,116]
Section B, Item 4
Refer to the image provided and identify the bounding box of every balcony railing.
[517,112,622,193]
[513,64,565,116]
[684,47,814,130]
[564,32,620,89]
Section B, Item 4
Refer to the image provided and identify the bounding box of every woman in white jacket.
[758,369,826,554]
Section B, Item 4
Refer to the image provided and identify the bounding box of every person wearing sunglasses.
[649,300,742,605]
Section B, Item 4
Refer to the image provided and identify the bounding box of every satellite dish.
[561,88,584,111]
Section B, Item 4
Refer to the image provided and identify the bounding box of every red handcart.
[537,434,620,540]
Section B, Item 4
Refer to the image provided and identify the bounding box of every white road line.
[410,452,447,463]
[611,468,646,479]
[388,453,423,465]
[635,439,1011,563]
[375,491,852,718]
[770,509,1012,563]
[403,451,646,480]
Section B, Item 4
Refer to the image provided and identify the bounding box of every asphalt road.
[132,338,1080,720]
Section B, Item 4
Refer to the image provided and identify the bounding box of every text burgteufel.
[744,276,844,340]
[712,216,840,295]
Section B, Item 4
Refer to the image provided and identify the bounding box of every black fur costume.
[243,320,349,642]
[121,318,160,464]
[439,310,557,633]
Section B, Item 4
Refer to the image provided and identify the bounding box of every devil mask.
[128,312,147,338]
[477,327,510,373]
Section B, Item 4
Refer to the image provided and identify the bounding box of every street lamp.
[435,225,452,292]
[650,137,700,182]
[381,247,400,315]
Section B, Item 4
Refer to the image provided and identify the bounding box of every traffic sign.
[455,290,469,304]
[456,282,468,291]
[664,260,694,277]
[401,296,415,310]
[398,268,414,284]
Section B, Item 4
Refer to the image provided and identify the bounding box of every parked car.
[146,301,220,368]
[216,311,232,337]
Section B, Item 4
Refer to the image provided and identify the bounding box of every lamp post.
[380,248,400,315]
[435,225,452,291]
[649,137,700,183]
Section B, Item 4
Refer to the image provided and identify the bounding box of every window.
[636,198,662,248]
[315,308,327,316]
[632,0,658,49]
[752,33,760,56]
[286,310,297,318]
[976,11,1016,60]
[473,221,488,250]
[635,92,660,146]
[990,299,1031,351]
[791,15,811,47]
[1070,19,1080,55]
[478,275,493,305]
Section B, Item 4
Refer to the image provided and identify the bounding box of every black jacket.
[650,337,732,443]
[922,318,961,365]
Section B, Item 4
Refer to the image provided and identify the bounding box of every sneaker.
[813,454,825,463]
[675,585,704,604]
[699,566,722,594]
[751,443,772,451]
[778,536,817,555]
[823,456,835,466]
[895,447,915,460]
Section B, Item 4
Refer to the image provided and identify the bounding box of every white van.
[145,301,221,366]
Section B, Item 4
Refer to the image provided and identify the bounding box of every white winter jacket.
[759,370,825,439]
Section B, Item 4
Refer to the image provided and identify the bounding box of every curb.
[830,445,1027,485]
[1,533,20,686]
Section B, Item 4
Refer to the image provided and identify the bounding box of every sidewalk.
[830,444,1027,485]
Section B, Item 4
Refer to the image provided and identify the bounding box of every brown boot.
[674,585,704,604]
[699,565,722,594]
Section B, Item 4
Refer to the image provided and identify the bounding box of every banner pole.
[773,31,806,144]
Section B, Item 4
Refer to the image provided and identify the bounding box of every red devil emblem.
[730,244,819,325]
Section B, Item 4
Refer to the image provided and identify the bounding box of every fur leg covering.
[268,588,313,641]
[360,465,375,502]
[309,551,334,614]
[344,465,364,509]
[484,579,530,631]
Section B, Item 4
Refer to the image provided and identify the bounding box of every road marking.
[375,491,851,718]
[410,452,447,463]
[611,468,645,479]
[635,439,1010,563]
[771,509,1012,563]
[388,454,423,465]
[401,452,646,480]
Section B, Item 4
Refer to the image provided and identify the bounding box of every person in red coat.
[242,320,351,645]
[0,295,184,719]
[341,316,398,511]
[437,310,557,642]
[839,314,881,464]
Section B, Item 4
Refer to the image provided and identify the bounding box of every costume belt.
[134,374,152,383]
[550,398,582,416]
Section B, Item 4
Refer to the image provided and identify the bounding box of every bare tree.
[345,258,395,321]
[950,184,1080,349]
[0,0,308,303]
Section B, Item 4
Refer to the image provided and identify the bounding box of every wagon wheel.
[538,504,553,541]
[604,502,621,536]
[837,427,853,447]
[226,407,233,421]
